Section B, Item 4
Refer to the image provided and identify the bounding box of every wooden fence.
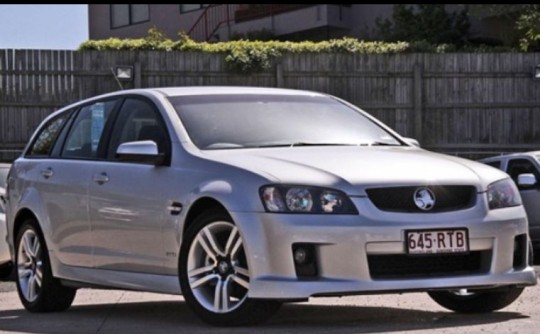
[1,49,540,161]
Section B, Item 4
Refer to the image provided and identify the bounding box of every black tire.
[15,219,76,312]
[428,287,524,313]
[179,210,281,326]
[0,263,13,281]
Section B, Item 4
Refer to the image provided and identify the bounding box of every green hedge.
[78,32,517,73]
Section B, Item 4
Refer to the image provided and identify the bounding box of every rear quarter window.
[27,110,73,157]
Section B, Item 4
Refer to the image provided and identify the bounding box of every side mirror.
[517,173,537,188]
[403,137,420,147]
[115,140,165,166]
[0,186,6,213]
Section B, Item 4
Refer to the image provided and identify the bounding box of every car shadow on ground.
[0,300,528,334]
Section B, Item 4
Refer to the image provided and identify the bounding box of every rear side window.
[27,110,73,157]
[61,101,116,159]
[484,161,502,169]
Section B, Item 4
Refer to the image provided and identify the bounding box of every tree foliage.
[376,5,470,46]
[469,5,540,51]
[516,5,540,51]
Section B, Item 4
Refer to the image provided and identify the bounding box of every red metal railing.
[187,4,241,42]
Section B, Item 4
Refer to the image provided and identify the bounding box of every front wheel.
[428,287,524,313]
[179,211,281,326]
[15,219,76,312]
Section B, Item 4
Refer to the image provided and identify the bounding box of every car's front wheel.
[428,287,524,313]
[15,219,76,312]
[179,211,281,326]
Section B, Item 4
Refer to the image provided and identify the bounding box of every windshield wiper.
[248,141,401,148]
[360,141,402,147]
[253,142,358,148]
[289,142,358,147]
[204,143,245,149]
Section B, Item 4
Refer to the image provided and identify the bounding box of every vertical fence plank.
[413,62,423,142]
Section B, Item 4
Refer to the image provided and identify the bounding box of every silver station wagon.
[4,87,537,326]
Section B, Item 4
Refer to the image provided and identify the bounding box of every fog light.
[292,243,318,278]
[294,247,308,264]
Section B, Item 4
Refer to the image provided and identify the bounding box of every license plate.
[406,229,469,255]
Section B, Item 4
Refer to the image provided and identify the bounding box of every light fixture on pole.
[115,66,134,81]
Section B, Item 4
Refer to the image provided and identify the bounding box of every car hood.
[201,146,507,196]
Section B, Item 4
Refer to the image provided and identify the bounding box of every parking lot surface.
[1,270,540,334]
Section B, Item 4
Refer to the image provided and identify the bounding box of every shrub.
[78,28,518,73]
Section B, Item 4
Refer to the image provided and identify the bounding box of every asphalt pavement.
[1,270,540,334]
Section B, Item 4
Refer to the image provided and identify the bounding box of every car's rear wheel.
[428,287,524,313]
[15,219,76,312]
[179,211,281,326]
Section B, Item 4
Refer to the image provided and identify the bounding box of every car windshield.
[168,94,401,150]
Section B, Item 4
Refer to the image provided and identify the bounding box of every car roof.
[480,151,540,162]
[64,86,330,112]
[91,86,327,101]
[152,86,326,97]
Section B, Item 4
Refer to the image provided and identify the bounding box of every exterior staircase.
[187,4,240,42]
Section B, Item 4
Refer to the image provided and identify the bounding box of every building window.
[111,4,149,28]
[180,4,210,13]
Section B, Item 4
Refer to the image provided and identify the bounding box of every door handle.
[93,172,109,185]
[41,168,54,179]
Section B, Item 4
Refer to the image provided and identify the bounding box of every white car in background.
[480,152,540,256]
[5,87,537,326]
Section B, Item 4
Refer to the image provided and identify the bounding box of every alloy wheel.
[186,221,249,313]
[17,229,43,302]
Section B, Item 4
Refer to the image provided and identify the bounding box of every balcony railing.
[234,4,313,22]
[187,4,240,42]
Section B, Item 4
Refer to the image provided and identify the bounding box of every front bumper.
[231,202,537,300]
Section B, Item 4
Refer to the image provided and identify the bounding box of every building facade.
[88,4,506,44]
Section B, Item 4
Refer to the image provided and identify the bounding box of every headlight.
[487,178,521,210]
[260,185,358,214]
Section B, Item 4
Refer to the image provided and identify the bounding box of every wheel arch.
[183,197,229,237]
[12,208,40,246]
[13,209,77,312]
[177,198,281,325]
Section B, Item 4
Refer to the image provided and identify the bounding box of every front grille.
[366,185,476,213]
[368,251,490,279]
